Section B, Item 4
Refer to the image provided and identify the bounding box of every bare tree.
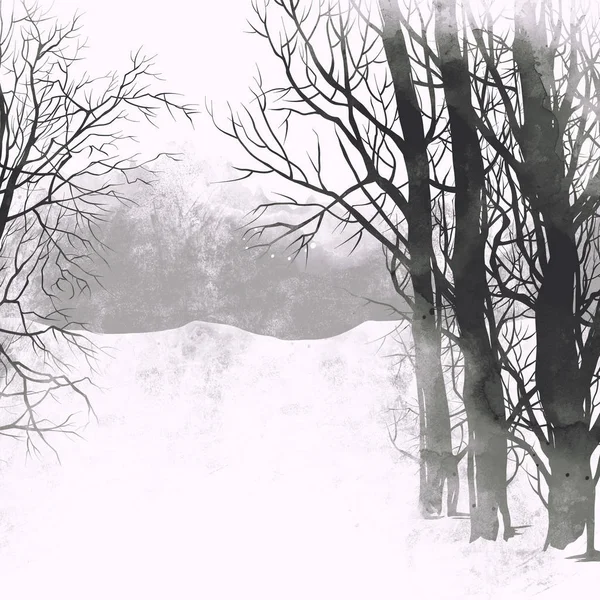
[378,0,458,519]
[211,0,600,556]
[463,0,600,555]
[209,0,466,521]
[382,301,470,516]
[420,0,512,540]
[0,3,195,458]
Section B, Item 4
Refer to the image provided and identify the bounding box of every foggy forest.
[1,0,600,598]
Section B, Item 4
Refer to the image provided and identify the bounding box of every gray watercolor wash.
[60,163,402,339]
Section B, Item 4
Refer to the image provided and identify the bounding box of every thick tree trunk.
[407,155,455,519]
[434,0,511,541]
[469,426,505,541]
[461,341,510,541]
[511,1,594,551]
[532,224,590,550]
[534,228,591,550]
[379,0,456,518]
[412,299,455,516]
[545,424,595,550]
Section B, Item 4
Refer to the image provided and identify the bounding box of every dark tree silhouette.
[430,0,513,540]
[465,0,600,555]
[0,3,195,458]
[209,0,524,541]
[378,0,458,519]
[209,0,464,521]
[211,0,600,553]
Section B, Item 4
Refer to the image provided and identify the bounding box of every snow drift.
[0,321,594,599]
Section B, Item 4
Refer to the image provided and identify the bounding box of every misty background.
[33,0,402,339]
[59,156,401,339]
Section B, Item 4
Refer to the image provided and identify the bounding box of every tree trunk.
[469,428,504,541]
[545,423,595,550]
[445,452,460,516]
[534,228,591,550]
[512,1,593,552]
[461,342,510,541]
[586,485,597,557]
[434,0,511,541]
[379,0,456,519]
[412,302,455,517]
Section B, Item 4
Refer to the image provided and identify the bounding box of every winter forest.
[3,0,600,597]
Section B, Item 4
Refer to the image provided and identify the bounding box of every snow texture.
[0,320,594,599]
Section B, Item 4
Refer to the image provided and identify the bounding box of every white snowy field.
[0,320,596,599]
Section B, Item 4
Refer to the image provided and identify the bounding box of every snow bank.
[0,321,594,599]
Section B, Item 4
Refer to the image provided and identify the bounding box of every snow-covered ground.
[0,321,596,599]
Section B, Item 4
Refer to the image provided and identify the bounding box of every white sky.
[44,0,271,178]
[39,0,600,265]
